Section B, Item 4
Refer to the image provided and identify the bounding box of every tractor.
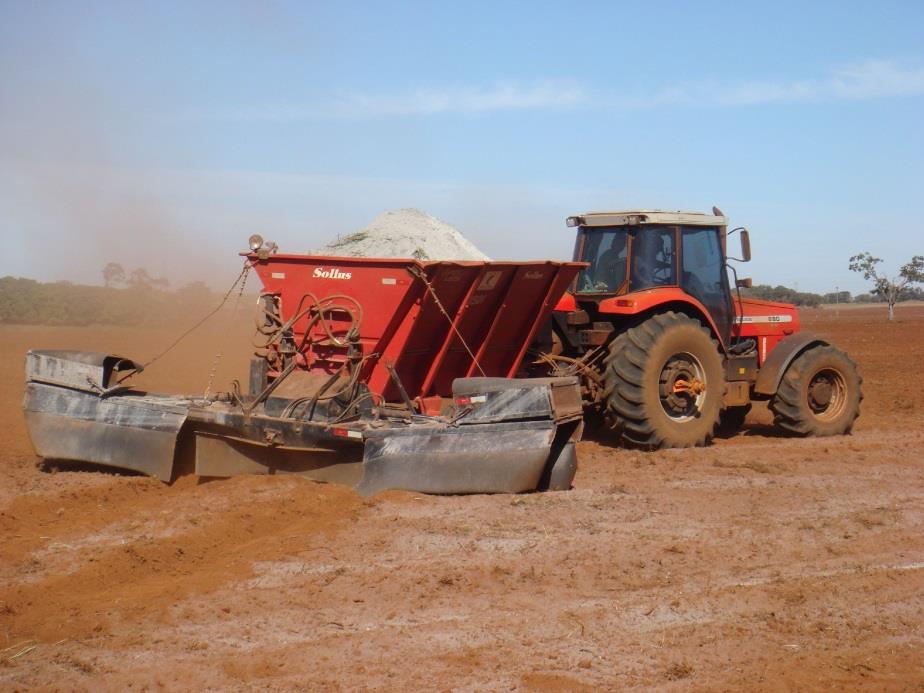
[535,207,862,448]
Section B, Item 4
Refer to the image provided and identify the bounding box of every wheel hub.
[806,367,849,420]
[672,378,706,396]
[808,377,834,410]
[659,354,706,421]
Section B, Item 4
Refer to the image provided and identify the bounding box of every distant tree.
[102,262,125,287]
[740,283,825,307]
[176,281,212,301]
[1,275,203,326]
[126,268,169,291]
[127,268,153,289]
[822,290,851,304]
[848,252,924,320]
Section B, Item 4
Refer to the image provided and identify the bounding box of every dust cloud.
[0,7,246,291]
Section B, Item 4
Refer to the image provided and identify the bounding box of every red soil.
[1,305,922,690]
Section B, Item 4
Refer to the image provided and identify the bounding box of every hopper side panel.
[430,265,520,395]
[389,265,482,400]
[507,266,582,377]
[469,264,559,377]
[418,265,489,397]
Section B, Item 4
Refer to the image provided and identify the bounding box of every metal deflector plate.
[22,383,188,481]
[194,433,364,486]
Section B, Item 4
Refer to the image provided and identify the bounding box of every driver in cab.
[592,234,628,292]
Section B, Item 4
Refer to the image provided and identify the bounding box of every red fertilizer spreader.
[23,242,586,495]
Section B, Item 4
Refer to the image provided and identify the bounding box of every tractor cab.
[566,210,749,347]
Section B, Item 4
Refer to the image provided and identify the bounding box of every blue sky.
[1,0,922,293]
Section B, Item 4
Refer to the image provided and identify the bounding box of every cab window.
[629,227,676,292]
[575,228,629,293]
[681,226,733,342]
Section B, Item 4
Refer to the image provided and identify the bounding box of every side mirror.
[736,277,753,289]
[739,229,751,262]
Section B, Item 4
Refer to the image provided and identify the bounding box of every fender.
[597,289,727,349]
[553,293,577,312]
[753,331,828,396]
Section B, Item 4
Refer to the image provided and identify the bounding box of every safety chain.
[204,263,251,398]
[141,261,255,377]
[407,265,486,377]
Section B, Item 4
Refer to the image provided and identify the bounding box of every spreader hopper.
[23,248,586,495]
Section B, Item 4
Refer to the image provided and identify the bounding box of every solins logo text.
[313,267,352,280]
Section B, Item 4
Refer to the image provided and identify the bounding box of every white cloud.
[182,59,924,121]
[341,81,585,116]
[828,59,924,100]
[208,81,584,121]
[656,59,924,107]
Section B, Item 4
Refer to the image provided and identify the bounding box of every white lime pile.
[317,208,489,261]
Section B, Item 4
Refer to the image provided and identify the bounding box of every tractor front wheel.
[603,312,724,449]
[770,346,862,436]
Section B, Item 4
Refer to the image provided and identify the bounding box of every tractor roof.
[566,209,727,228]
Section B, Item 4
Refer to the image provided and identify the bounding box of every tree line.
[2,256,921,326]
[738,284,924,308]
[739,252,923,311]
[0,271,215,327]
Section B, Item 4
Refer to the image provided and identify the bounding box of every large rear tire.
[770,346,862,436]
[603,312,725,449]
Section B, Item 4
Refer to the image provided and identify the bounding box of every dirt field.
[1,305,923,691]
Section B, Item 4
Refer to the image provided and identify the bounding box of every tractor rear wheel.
[603,312,724,449]
[770,346,862,436]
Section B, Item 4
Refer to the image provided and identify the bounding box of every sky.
[0,0,922,294]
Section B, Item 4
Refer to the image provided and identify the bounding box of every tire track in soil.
[0,476,360,641]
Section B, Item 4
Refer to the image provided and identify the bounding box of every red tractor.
[536,207,862,448]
